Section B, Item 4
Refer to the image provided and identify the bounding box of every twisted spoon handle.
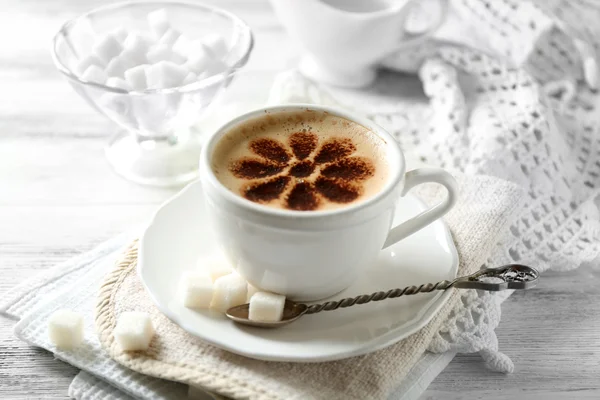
[303,264,539,315]
[304,280,452,315]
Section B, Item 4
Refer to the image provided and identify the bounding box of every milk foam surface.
[212,110,390,211]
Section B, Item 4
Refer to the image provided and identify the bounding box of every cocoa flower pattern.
[229,131,375,211]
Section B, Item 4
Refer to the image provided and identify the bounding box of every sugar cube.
[48,309,84,349]
[123,33,152,59]
[248,292,286,322]
[181,271,213,309]
[184,49,215,75]
[202,34,228,60]
[114,311,155,351]
[81,65,108,84]
[146,61,188,89]
[158,29,181,47]
[118,48,147,69]
[210,273,248,313]
[246,283,260,302]
[124,64,149,91]
[147,8,170,39]
[92,34,123,64]
[106,55,135,78]
[106,77,131,91]
[182,72,197,85]
[197,256,232,281]
[111,27,128,42]
[172,34,192,56]
[149,45,186,65]
[75,54,105,76]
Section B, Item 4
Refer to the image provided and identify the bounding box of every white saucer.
[139,181,458,362]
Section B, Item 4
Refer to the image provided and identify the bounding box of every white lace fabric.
[269,0,600,373]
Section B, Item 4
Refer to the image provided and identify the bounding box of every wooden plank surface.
[1,0,599,398]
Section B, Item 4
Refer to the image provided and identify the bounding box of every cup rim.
[51,0,254,95]
[200,104,405,220]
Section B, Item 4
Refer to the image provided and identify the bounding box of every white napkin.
[0,232,456,400]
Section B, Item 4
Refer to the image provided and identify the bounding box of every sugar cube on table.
[75,54,105,76]
[147,44,186,65]
[106,77,131,91]
[81,65,108,84]
[247,283,260,302]
[48,309,84,349]
[92,34,124,64]
[158,29,181,47]
[124,64,149,91]
[181,271,213,309]
[147,8,170,39]
[202,34,228,60]
[210,273,248,313]
[248,292,286,322]
[146,61,188,89]
[114,311,155,351]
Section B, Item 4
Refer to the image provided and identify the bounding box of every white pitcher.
[269,0,448,87]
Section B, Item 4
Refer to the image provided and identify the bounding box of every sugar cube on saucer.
[124,64,149,91]
[114,311,155,351]
[210,273,247,313]
[248,292,286,322]
[48,309,84,349]
[147,8,170,39]
[247,283,260,302]
[181,271,213,309]
[81,65,108,84]
[92,34,123,65]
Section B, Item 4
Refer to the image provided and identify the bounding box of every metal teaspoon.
[226,264,539,328]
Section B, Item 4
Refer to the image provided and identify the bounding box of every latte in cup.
[211,110,390,211]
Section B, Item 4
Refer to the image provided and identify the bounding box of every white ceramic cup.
[269,0,449,87]
[200,105,458,301]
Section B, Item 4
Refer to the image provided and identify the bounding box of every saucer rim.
[138,180,459,362]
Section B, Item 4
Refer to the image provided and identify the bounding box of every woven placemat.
[95,175,524,400]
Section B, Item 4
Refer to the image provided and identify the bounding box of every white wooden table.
[2,0,599,398]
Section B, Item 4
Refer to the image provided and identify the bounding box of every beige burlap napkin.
[95,174,524,400]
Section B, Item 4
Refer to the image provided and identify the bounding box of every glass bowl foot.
[105,130,202,187]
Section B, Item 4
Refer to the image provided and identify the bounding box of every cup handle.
[382,168,458,249]
[391,0,449,50]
